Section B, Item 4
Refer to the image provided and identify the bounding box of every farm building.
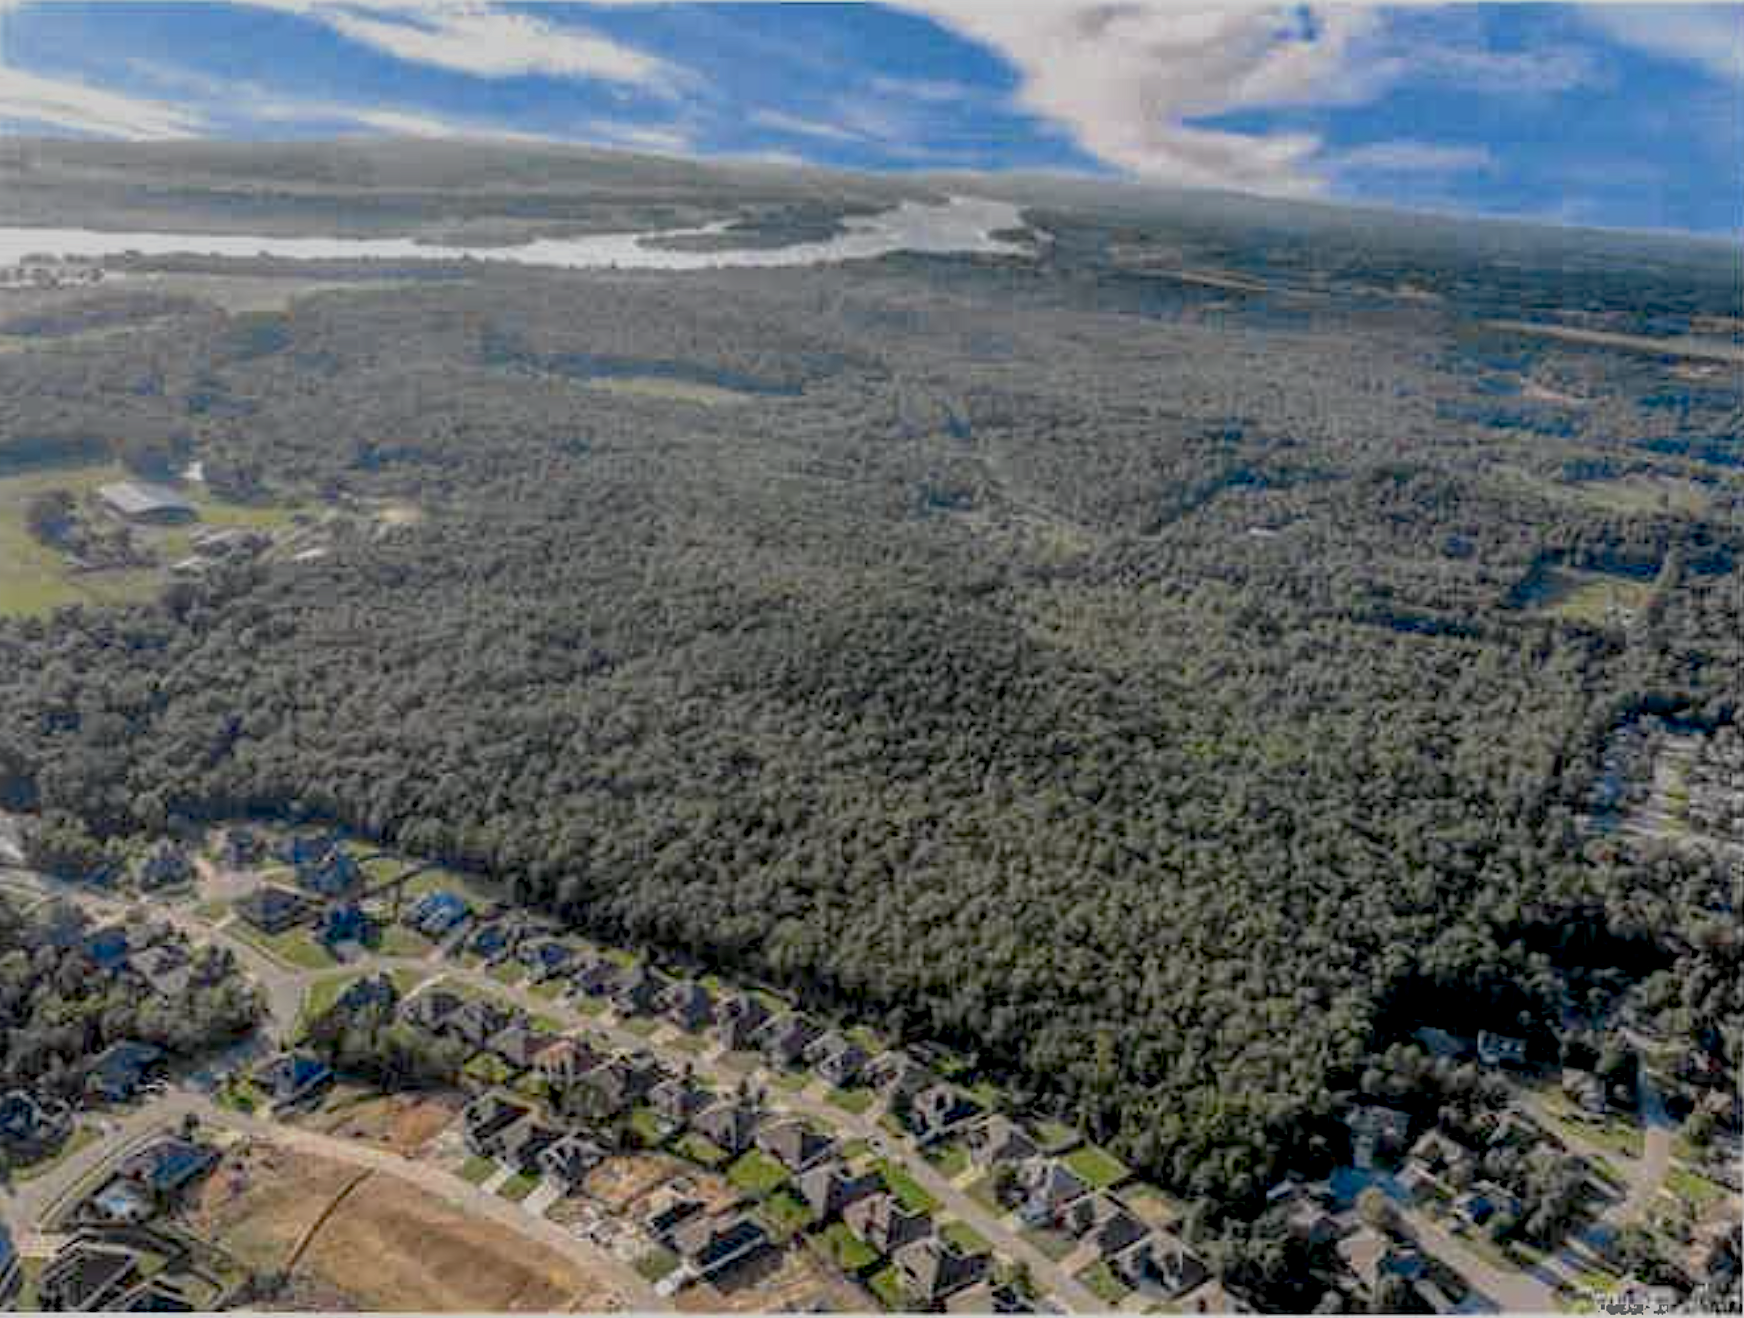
[97,481,197,524]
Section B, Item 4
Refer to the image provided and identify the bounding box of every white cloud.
[1331,139,1494,175]
[749,107,864,144]
[0,64,203,138]
[1579,5,1743,81]
[255,1,678,92]
[891,4,1388,195]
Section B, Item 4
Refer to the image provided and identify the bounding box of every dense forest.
[1,154,1739,1212]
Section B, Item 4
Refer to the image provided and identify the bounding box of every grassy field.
[868,1263,909,1310]
[728,1148,791,1197]
[675,1132,730,1169]
[496,1171,538,1202]
[0,461,309,618]
[872,1160,939,1215]
[459,1155,496,1184]
[231,921,338,971]
[828,1086,876,1115]
[758,1187,815,1240]
[1520,566,1655,625]
[940,1218,992,1255]
[1077,1260,1133,1306]
[1665,1166,1726,1213]
[817,1220,879,1272]
[1064,1143,1131,1188]
[634,1246,681,1282]
[0,463,160,616]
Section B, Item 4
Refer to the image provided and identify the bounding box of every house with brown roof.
[662,981,715,1033]
[807,1033,871,1088]
[713,993,770,1051]
[692,1099,761,1156]
[893,1236,989,1308]
[758,1119,836,1174]
[535,1037,607,1088]
[845,1191,933,1256]
[649,1076,712,1131]
[965,1116,1037,1170]
[798,1161,881,1221]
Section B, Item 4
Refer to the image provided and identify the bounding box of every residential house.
[712,993,770,1051]
[867,1051,936,1104]
[612,965,666,1017]
[277,831,341,868]
[758,1013,821,1068]
[488,1023,556,1072]
[807,1033,870,1089]
[965,1116,1037,1171]
[945,1280,1031,1314]
[669,1212,772,1281]
[581,1053,662,1115]
[662,980,715,1033]
[296,850,360,899]
[1406,1130,1476,1184]
[647,1192,707,1242]
[893,1237,990,1308]
[538,1133,607,1190]
[1477,1031,1528,1069]
[909,1084,982,1144]
[798,1162,881,1221]
[1562,1068,1607,1117]
[136,842,192,890]
[844,1191,932,1256]
[0,1090,71,1157]
[497,1118,562,1174]
[757,1119,835,1174]
[1017,1160,1090,1228]
[1414,1027,1468,1059]
[336,972,400,1017]
[534,1037,606,1089]
[251,1051,334,1111]
[1344,1105,1411,1170]
[409,891,470,939]
[462,1093,531,1158]
[84,926,131,972]
[119,1138,218,1201]
[126,944,195,1002]
[519,939,574,983]
[85,1042,165,1103]
[234,885,312,934]
[217,827,263,869]
[447,998,517,1051]
[1282,1193,1346,1251]
[569,958,618,998]
[1453,1182,1521,1231]
[691,1099,761,1156]
[469,923,513,962]
[317,901,370,948]
[37,1240,142,1311]
[1337,1227,1425,1300]
[1131,1229,1208,1298]
[401,988,465,1034]
[649,1076,711,1130]
[1064,1193,1148,1258]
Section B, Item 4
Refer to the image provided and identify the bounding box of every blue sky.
[0,2,1739,234]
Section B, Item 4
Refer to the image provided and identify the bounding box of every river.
[0,195,1032,272]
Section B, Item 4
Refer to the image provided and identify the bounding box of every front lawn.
[758,1187,815,1240]
[629,1106,668,1147]
[1033,1119,1081,1153]
[728,1148,791,1197]
[635,1246,681,1282]
[1666,1166,1726,1213]
[873,1160,939,1214]
[463,1053,515,1087]
[828,1087,877,1115]
[940,1218,992,1255]
[1077,1260,1133,1306]
[459,1155,496,1184]
[497,1171,539,1201]
[1020,1227,1076,1261]
[868,1264,910,1310]
[1064,1143,1130,1189]
[675,1132,730,1168]
[818,1221,879,1273]
[926,1142,969,1177]
[14,1124,100,1182]
[374,925,433,959]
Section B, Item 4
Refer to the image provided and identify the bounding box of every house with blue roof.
[252,1051,334,1111]
[319,902,371,948]
[411,891,470,937]
[85,926,131,971]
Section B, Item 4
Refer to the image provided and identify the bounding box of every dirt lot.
[300,1173,618,1311]
[189,1142,359,1272]
[304,1090,461,1156]
[678,1240,867,1313]
[584,1152,681,1212]
[190,1140,623,1311]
